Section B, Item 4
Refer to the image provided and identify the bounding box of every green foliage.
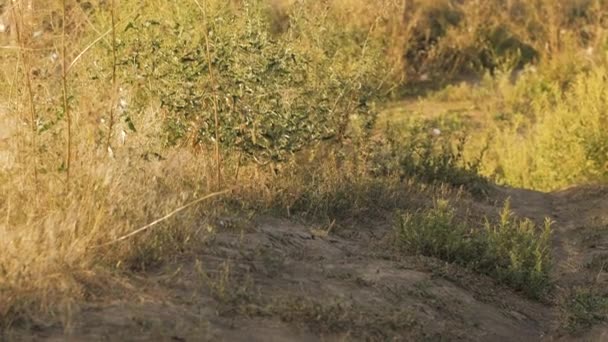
[377,118,488,195]
[395,200,552,298]
[420,58,608,191]
[117,0,387,162]
[486,67,608,190]
[477,201,553,296]
[562,288,608,333]
[395,200,477,263]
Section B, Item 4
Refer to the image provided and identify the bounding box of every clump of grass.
[562,288,608,333]
[226,142,445,220]
[395,200,476,263]
[395,200,552,298]
[479,201,553,296]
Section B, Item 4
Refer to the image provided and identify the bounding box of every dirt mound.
[5,185,608,341]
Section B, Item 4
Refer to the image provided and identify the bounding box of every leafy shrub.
[395,200,478,264]
[477,201,553,296]
[375,118,489,195]
[116,0,387,162]
[395,200,552,298]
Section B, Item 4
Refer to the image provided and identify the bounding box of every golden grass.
[0,145,214,321]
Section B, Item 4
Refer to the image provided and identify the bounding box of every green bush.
[374,118,488,195]
[478,201,553,296]
[395,200,478,264]
[115,0,387,162]
[395,200,552,298]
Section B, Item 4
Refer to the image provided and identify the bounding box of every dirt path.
[5,185,608,341]
[504,186,608,285]
[505,186,608,341]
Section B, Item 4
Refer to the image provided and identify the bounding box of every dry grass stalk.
[61,0,72,190]
[106,0,118,154]
[10,1,38,185]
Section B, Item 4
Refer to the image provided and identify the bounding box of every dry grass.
[0,146,213,322]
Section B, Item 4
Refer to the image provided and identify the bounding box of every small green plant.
[562,288,608,333]
[395,200,552,298]
[379,119,489,195]
[477,201,553,297]
[395,199,477,264]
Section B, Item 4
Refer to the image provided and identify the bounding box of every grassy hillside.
[1,0,607,337]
